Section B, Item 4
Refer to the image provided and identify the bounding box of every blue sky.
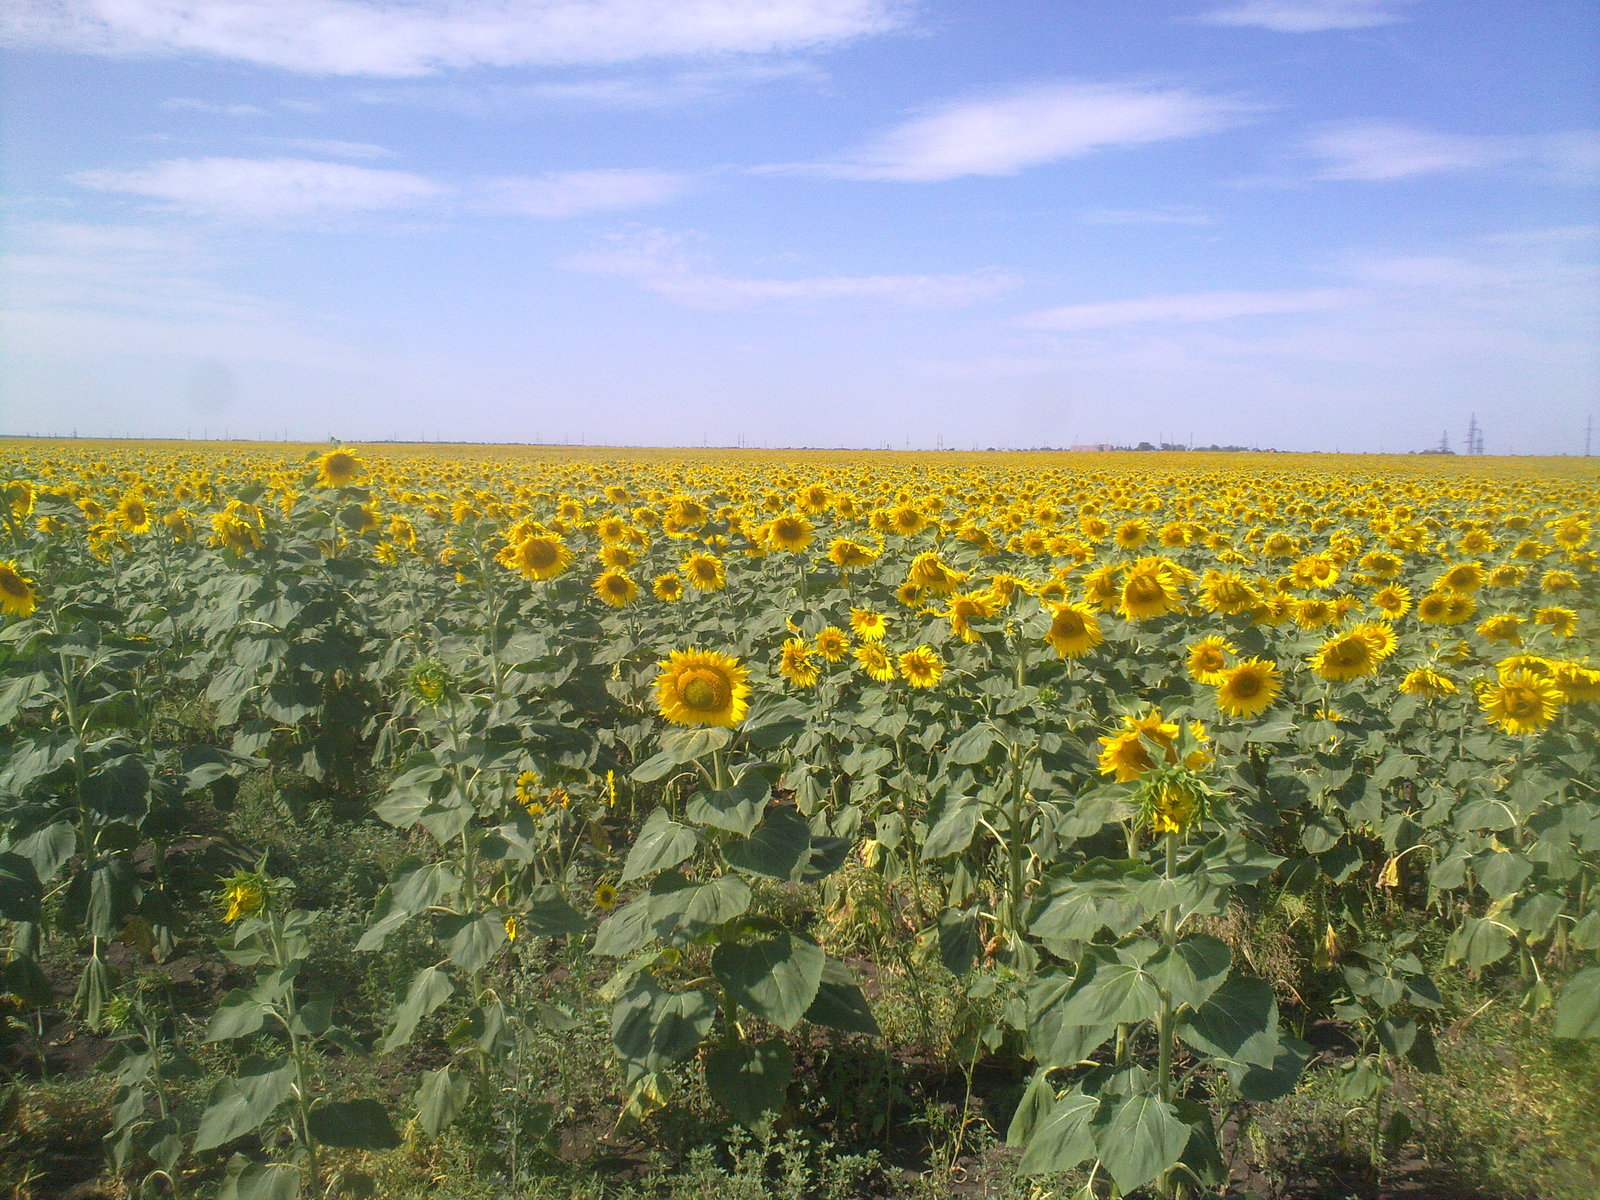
[2,0,1597,453]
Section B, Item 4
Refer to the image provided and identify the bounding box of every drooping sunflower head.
[1118,557,1184,621]
[907,552,966,595]
[1534,606,1578,637]
[218,869,275,924]
[1436,561,1485,594]
[779,637,821,688]
[1476,613,1523,646]
[849,607,888,641]
[314,448,364,488]
[653,649,749,728]
[1399,667,1457,698]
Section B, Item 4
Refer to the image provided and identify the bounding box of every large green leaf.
[704,1040,794,1126]
[621,809,700,883]
[390,859,462,915]
[1097,1092,1190,1195]
[1553,968,1600,1039]
[1226,1035,1312,1101]
[439,912,506,975]
[920,796,983,861]
[205,989,274,1042]
[383,965,455,1052]
[1027,969,1115,1068]
[521,885,589,937]
[725,807,812,881]
[804,959,879,1036]
[1016,1088,1100,1175]
[1177,975,1279,1068]
[712,930,825,1030]
[647,873,751,943]
[1146,935,1232,1011]
[218,1159,301,1200]
[1051,958,1159,1027]
[611,979,716,1077]
[193,1057,296,1151]
[415,1065,472,1136]
[684,772,770,836]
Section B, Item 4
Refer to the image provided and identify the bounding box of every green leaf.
[621,809,700,883]
[712,930,825,1031]
[1052,959,1159,1027]
[658,726,732,764]
[1098,1092,1190,1195]
[1227,1035,1312,1102]
[384,966,455,1052]
[1017,1088,1100,1175]
[0,853,42,924]
[219,1159,302,1200]
[439,912,506,975]
[920,797,982,861]
[1027,969,1116,1068]
[1146,935,1232,1011]
[1553,968,1600,1039]
[946,724,998,766]
[593,897,655,958]
[1445,916,1513,968]
[1473,849,1533,900]
[804,959,879,1036]
[611,978,716,1077]
[684,772,770,836]
[307,1099,400,1150]
[705,1040,794,1127]
[415,1065,472,1136]
[193,1056,295,1151]
[646,873,751,943]
[205,990,273,1042]
[1178,976,1280,1068]
[390,859,462,915]
[725,807,812,881]
[521,885,589,937]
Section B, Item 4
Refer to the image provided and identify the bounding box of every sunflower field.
[1,441,1597,1200]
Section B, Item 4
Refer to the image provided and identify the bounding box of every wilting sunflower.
[1534,606,1578,637]
[1478,669,1561,735]
[899,645,944,688]
[907,552,966,596]
[599,544,635,569]
[653,648,749,728]
[815,626,850,662]
[1476,613,1523,646]
[1487,564,1526,589]
[1310,630,1380,682]
[503,533,573,581]
[1541,569,1579,593]
[855,642,895,682]
[779,637,820,688]
[681,553,726,592]
[1186,635,1236,685]
[1200,572,1259,615]
[1043,601,1102,659]
[850,607,887,641]
[314,448,364,488]
[1118,557,1184,621]
[1294,597,1337,629]
[652,573,684,602]
[218,870,268,924]
[1549,661,1600,702]
[829,538,879,568]
[0,561,38,618]
[1215,658,1282,718]
[946,590,996,643]
[593,570,639,608]
[1399,667,1457,698]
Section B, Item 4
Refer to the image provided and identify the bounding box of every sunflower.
[681,553,726,592]
[907,552,966,596]
[888,505,927,536]
[1416,592,1454,624]
[112,492,154,535]
[1540,569,1579,593]
[1476,613,1523,647]
[849,607,888,641]
[0,561,37,618]
[593,882,620,910]
[767,513,814,553]
[1200,572,1259,615]
[1147,777,1203,835]
[1534,606,1578,637]
[854,642,895,682]
[1549,661,1600,702]
[1043,601,1102,659]
[814,626,850,662]
[1096,710,1210,782]
[1399,667,1457,698]
[1118,557,1184,621]
[593,570,639,608]
[652,573,684,602]
[1371,584,1412,618]
[600,544,635,569]
[946,590,996,642]
[218,871,268,924]
[1186,635,1236,685]
[503,534,573,581]
[1309,631,1379,682]
[1216,658,1282,719]
[1436,561,1484,593]
[1478,669,1561,735]
[779,637,820,688]
[653,648,749,728]
[1486,564,1526,589]
[314,448,364,488]
[829,538,879,568]
[898,645,944,688]
[1114,519,1152,550]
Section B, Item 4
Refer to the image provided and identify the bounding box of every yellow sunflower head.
[1216,658,1282,719]
[653,649,749,728]
[314,448,364,488]
[0,561,37,619]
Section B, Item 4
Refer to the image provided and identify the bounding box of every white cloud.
[789,81,1251,182]
[0,0,906,76]
[1078,207,1215,226]
[1302,122,1600,183]
[475,169,693,217]
[1016,287,1358,331]
[263,138,399,160]
[162,97,265,115]
[562,228,1019,308]
[72,157,447,218]
[1195,0,1420,33]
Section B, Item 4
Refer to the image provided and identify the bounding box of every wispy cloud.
[73,157,447,219]
[1016,287,1358,331]
[476,170,694,218]
[1303,121,1600,183]
[161,97,265,116]
[1,0,907,76]
[562,228,1019,308]
[1078,207,1215,226]
[1194,0,1422,33]
[261,138,399,161]
[782,81,1252,181]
